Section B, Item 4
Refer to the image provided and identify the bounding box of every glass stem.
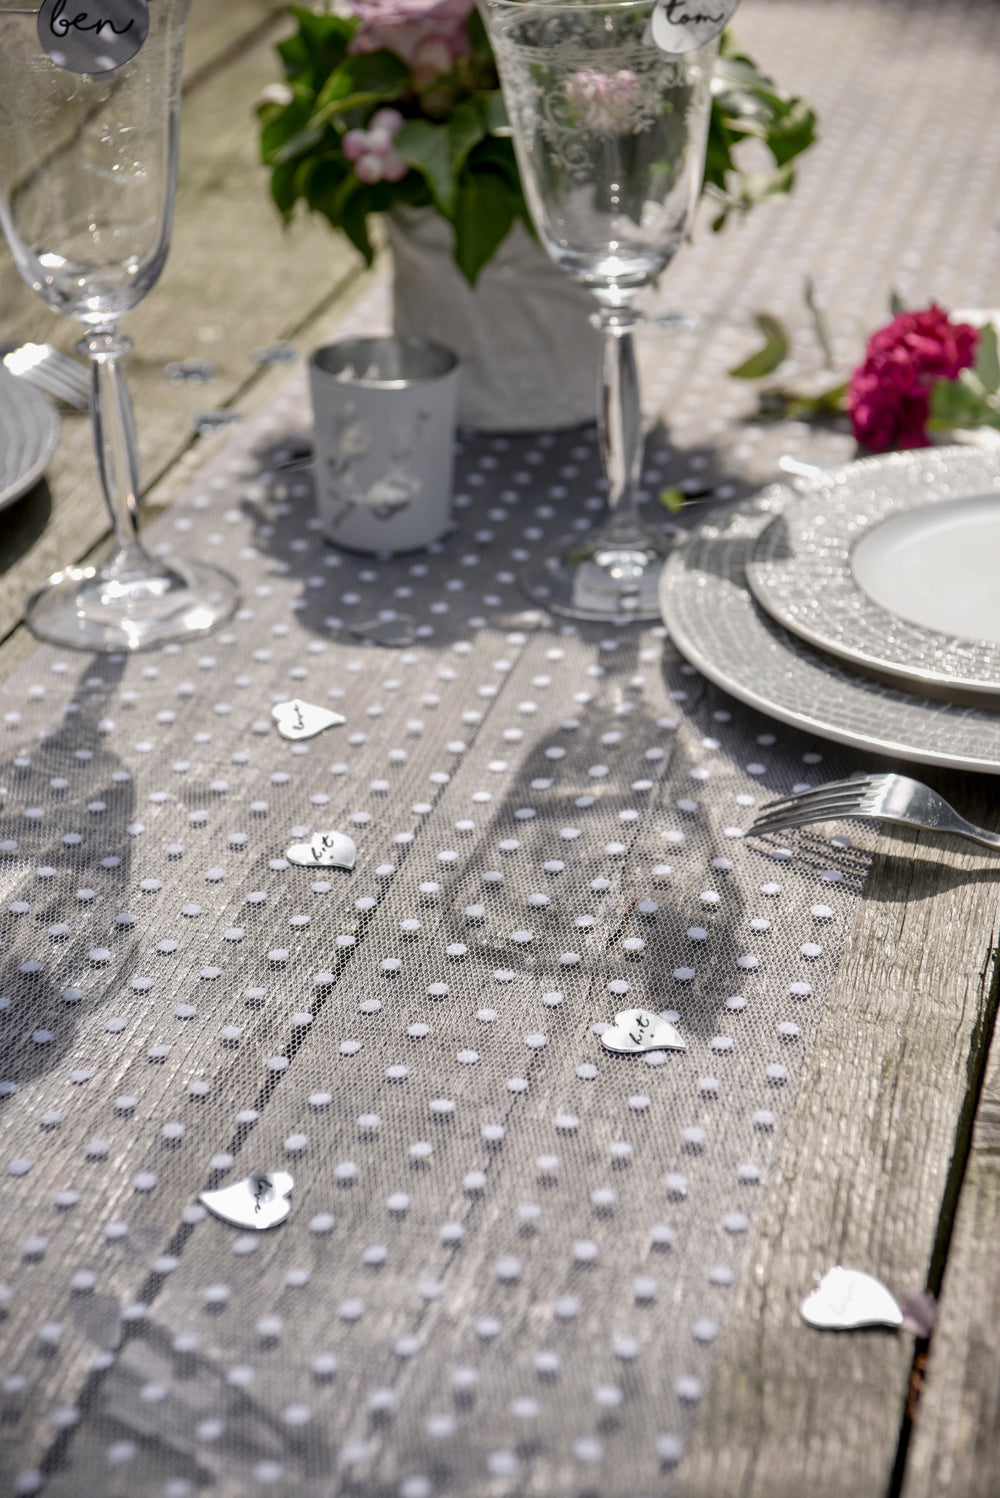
[77,331,144,564]
[597,308,646,543]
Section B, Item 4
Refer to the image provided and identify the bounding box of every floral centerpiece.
[259,2,817,428]
[259,1,818,284]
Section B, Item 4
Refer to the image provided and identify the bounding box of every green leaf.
[263,114,328,167]
[753,381,848,422]
[447,99,487,180]
[803,276,833,367]
[279,9,354,82]
[974,321,1000,394]
[704,35,817,229]
[467,4,493,60]
[395,105,487,216]
[396,119,455,214]
[658,488,687,514]
[300,156,352,220]
[269,159,300,218]
[765,98,817,167]
[329,180,376,265]
[452,169,518,285]
[315,49,411,116]
[889,290,907,316]
[929,371,1000,430]
[729,314,790,379]
[483,90,509,135]
[736,161,797,209]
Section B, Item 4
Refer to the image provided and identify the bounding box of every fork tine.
[751,790,869,826]
[750,791,875,821]
[747,801,872,836]
[41,369,85,401]
[755,777,879,815]
[4,343,90,408]
[43,356,90,403]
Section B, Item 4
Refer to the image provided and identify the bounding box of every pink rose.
[345,0,475,86]
[847,305,979,452]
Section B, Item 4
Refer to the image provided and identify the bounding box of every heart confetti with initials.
[271,699,346,740]
[800,1267,904,1332]
[651,0,739,56]
[38,0,150,75]
[199,1171,294,1231]
[286,830,357,871]
[599,1008,686,1055]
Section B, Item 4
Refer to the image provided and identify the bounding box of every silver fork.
[747,772,1000,850]
[1,342,90,410]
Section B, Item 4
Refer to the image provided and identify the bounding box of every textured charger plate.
[744,446,1000,696]
[0,364,60,511]
[659,485,1000,775]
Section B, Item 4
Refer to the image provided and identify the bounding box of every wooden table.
[1,3,999,1495]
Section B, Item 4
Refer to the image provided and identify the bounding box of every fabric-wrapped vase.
[387,204,601,432]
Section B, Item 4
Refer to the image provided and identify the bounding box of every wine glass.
[0,0,238,651]
[480,0,717,620]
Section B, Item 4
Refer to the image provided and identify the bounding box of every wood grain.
[901,942,1000,1498]
[674,772,1000,1498]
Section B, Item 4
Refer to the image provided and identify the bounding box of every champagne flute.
[480,0,716,620]
[0,0,238,650]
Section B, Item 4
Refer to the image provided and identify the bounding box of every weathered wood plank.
[673,771,1000,1498]
[901,946,1000,1498]
[181,1,288,85]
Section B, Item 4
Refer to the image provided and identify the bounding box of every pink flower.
[344,108,409,184]
[567,69,642,133]
[848,305,979,452]
[345,0,475,87]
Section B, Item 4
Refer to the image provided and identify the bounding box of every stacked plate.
[658,445,1000,774]
[0,363,60,510]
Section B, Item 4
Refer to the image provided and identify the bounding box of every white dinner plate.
[745,446,1000,697]
[0,363,61,511]
[659,483,1000,776]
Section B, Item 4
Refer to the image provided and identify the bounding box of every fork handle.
[883,811,1000,851]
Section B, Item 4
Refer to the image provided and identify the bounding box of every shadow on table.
[0,654,140,1086]
[386,643,760,1048]
[240,422,748,649]
[0,477,53,576]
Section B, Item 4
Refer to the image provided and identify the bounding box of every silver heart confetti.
[800,1267,904,1331]
[199,1170,294,1231]
[286,830,357,871]
[271,698,347,740]
[599,1008,686,1055]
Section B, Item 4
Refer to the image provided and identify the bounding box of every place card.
[38,0,150,75]
[599,1008,686,1055]
[200,1171,294,1231]
[651,0,739,56]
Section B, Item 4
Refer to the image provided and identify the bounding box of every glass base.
[25,552,240,652]
[521,527,672,622]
